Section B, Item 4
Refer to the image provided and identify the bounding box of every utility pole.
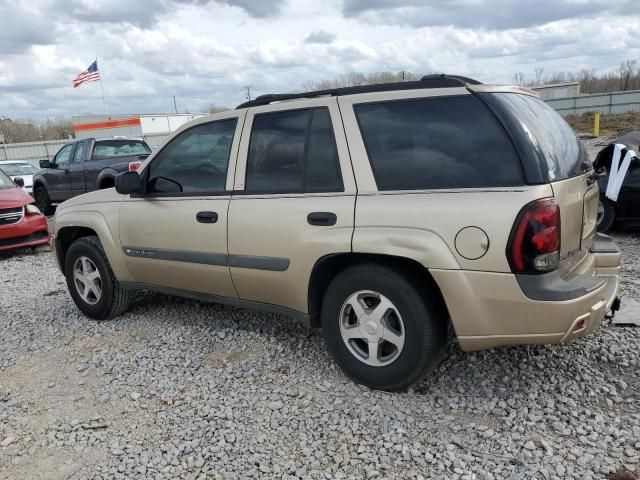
[173,96,178,114]
[244,86,252,101]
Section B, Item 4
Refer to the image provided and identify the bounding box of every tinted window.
[491,93,590,181]
[54,145,73,165]
[355,96,523,190]
[73,143,85,163]
[246,108,342,193]
[147,119,236,194]
[93,140,151,159]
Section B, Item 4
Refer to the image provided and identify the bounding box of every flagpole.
[96,57,108,114]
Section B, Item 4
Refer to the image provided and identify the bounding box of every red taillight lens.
[507,198,560,273]
[128,161,142,172]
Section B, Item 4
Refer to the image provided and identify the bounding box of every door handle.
[196,211,218,223]
[307,212,337,226]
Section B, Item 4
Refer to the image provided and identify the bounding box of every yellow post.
[593,112,600,137]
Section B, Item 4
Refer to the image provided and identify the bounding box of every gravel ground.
[0,232,638,480]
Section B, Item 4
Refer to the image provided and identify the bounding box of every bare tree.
[534,66,545,85]
[304,71,420,91]
[512,72,526,86]
[207,105,230,114]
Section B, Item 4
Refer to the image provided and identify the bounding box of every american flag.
[73,61,100,88]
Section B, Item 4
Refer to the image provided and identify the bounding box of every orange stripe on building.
[73,117,141,132]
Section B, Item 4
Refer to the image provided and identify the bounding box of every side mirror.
[115,171,142,195]
[39,159,52,169]
[14,177,25,188]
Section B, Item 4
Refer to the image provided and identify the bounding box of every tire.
[64,236,132,320]
[596,197,616,233]
[321,263,446,391]
[34,185,54,216]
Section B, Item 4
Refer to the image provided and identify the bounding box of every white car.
[0,160,37,194]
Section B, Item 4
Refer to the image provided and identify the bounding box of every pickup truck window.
[73,143,85,163]
[92,140,151,160]
[146,119,237,194]
[54,144,73,166]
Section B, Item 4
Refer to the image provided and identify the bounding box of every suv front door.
[228,99,356,315]
[119,112,244,298]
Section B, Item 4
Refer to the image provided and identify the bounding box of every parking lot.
[0,230,637,480]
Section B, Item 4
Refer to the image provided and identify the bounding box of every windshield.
[0,169,15,189]
[92,140,151,159]
[491,93,591,181]
[0,162,36,176]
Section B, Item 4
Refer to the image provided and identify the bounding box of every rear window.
[354,95,523,191]
[490,93,591,181]
[92,140,151,159]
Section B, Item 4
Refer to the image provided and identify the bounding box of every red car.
[0,168,49,252]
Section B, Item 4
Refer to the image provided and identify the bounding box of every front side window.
[355,96,524,190]
[245,108,343,193]
[54,145,73,166]
[146,119,237,194]
[92,140,151,160]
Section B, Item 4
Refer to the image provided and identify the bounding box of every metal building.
[530,82,581,100]
[72,113,207,141]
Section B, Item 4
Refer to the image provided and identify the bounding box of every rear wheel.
[34,186,54,216]
[596,197,616,233]
[64,236,132,320]
[321,263,446,391]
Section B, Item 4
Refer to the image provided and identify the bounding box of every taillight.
[507,198,560,273]
[128,161,142,172]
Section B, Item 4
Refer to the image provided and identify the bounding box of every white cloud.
[0,0,638,118]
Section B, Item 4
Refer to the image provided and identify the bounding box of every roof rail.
[236,74,482,109]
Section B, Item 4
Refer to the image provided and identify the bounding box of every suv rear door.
[228,98,356,315]
[119,113,243,298]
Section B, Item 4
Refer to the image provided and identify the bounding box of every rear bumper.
[0,214,49,252]
[432,234,620,351]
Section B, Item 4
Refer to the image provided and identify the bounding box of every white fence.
[546,89,640,117]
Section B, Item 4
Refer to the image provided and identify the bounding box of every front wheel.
[34,186,54,216]
[64,236,132,320]
[321,263,446,391]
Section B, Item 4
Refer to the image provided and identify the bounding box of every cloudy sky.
[0,0,639,118]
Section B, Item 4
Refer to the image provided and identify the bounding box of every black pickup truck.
[33,137,151,214]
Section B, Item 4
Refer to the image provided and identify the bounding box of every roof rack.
[236,74,482,109]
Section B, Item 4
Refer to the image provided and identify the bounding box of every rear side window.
[489,93,590,181]
[245,108,343,193]
[354,96,523,190]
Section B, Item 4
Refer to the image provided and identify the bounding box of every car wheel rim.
[596,201,605,226]
[73,256,102,305]
[339,290,405,367]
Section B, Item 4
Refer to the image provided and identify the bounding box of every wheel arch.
[97,168,118,189]
[308,252,451,329]
[54,211,135,282]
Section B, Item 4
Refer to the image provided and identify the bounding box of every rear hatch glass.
[488,93,596,265]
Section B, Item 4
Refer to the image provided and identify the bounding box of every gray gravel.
[1,234,639,480]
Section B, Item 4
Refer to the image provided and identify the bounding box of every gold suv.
[52,75,621,391]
